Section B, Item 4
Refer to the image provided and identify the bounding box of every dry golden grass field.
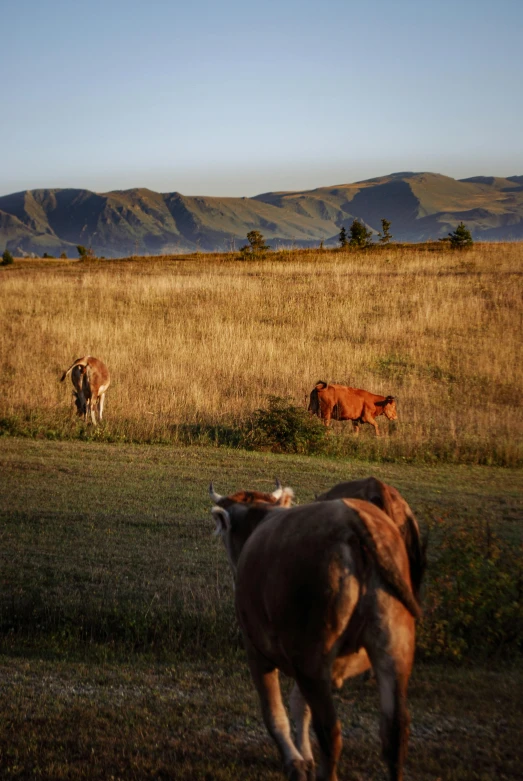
[1,243,522,464]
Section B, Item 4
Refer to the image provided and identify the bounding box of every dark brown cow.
[210,487,419,781]
[308,381,397,435]
[60,356,110,425]
[316,477,426,601]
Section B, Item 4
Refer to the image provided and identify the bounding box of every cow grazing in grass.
[316,477,426,602]
[308,381,397,435]
[60,356,110,425]
[210,485,420,781]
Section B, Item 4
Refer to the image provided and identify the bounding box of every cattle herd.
[61,358,419,780]
[60,357,398,436]
[210,478,425,781]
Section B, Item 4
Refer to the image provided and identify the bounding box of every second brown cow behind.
[308,380,397,435]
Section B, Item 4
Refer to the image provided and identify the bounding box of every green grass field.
[1,438,522,779]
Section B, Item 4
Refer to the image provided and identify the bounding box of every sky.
[2,0,522,197]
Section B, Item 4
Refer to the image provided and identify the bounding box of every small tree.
[349,219,373,248]
[60,251,68,259]
[77,245,88,258]
[378,218,393,244]
[240,230,271,259]
[448,222,473,249]
[338,226,349,248]
[1,249,14,265]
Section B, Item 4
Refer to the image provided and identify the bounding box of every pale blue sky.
[2,0,522,197]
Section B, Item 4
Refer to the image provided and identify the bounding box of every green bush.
[1,249,14,265]
[417,517,523,661]
[448,221,473,249]
[246,396,327,454]
[239,230,271,260]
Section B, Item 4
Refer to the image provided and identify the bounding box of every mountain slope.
[1,171,522,257]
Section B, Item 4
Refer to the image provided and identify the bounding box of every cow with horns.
[209,480,421,781]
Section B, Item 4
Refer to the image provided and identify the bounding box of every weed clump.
[246,396,327,454]
[418,518,523,662]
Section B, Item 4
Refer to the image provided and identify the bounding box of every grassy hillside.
[2,170,523,256]
[0,243,521,465]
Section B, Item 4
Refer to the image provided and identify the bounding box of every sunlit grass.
[1,243,521,463]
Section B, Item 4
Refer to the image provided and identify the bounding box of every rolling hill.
[1,171,522,257]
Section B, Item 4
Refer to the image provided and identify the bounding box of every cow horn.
[209,483,223,503]
[272,478,283,499]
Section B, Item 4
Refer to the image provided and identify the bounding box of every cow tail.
[60,357,88,383]
[347,507,422,619]
[403,510,428,603]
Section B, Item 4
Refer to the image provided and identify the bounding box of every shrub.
[239,230,271,259]
[417,517,523,661]
[1,249,14,265]
[448,222,473,249]
[378,218,393,244]
[349,219,373,248]
[246,396,327,454]
[339,226,349,248]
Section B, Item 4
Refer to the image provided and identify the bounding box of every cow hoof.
[285,759,312,781]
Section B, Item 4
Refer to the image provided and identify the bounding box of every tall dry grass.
[0,244,521,463]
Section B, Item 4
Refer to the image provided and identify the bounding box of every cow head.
[210,480,294,577]
[382,395,397,420]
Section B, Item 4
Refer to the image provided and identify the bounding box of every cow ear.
[212,507,230,536]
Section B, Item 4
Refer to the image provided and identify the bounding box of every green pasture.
[0,438,521,779]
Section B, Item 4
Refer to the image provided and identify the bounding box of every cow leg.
[246,648,308,780]
[362,409,379,436]
[98,393,105,421]
[289,683,315,780]
[366,626,414,781]
[295,675,341,781]
[89,397,98,426]
[352,420,360,435]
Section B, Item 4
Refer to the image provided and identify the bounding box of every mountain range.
[1,171,522,257]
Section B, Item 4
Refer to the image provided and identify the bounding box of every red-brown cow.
[210,486,419,781]
[308,381,397,435]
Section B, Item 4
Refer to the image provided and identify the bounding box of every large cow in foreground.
[316,477,426,602]
[60,356,110,425]
[210,485,420,781]
[308,381,397,435]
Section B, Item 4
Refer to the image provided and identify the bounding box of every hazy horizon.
[2,0,522,199]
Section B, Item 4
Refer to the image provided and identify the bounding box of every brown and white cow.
[60,356,110,425]
[316,477,426,602]
[210,486,419,781]
[308,381,397,435]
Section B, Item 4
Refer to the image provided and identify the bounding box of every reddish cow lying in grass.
[210,483,420,781]
[60,356,110,425]
[308,381,397,435]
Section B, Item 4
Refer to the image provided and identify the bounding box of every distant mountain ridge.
[1,171,522,257]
